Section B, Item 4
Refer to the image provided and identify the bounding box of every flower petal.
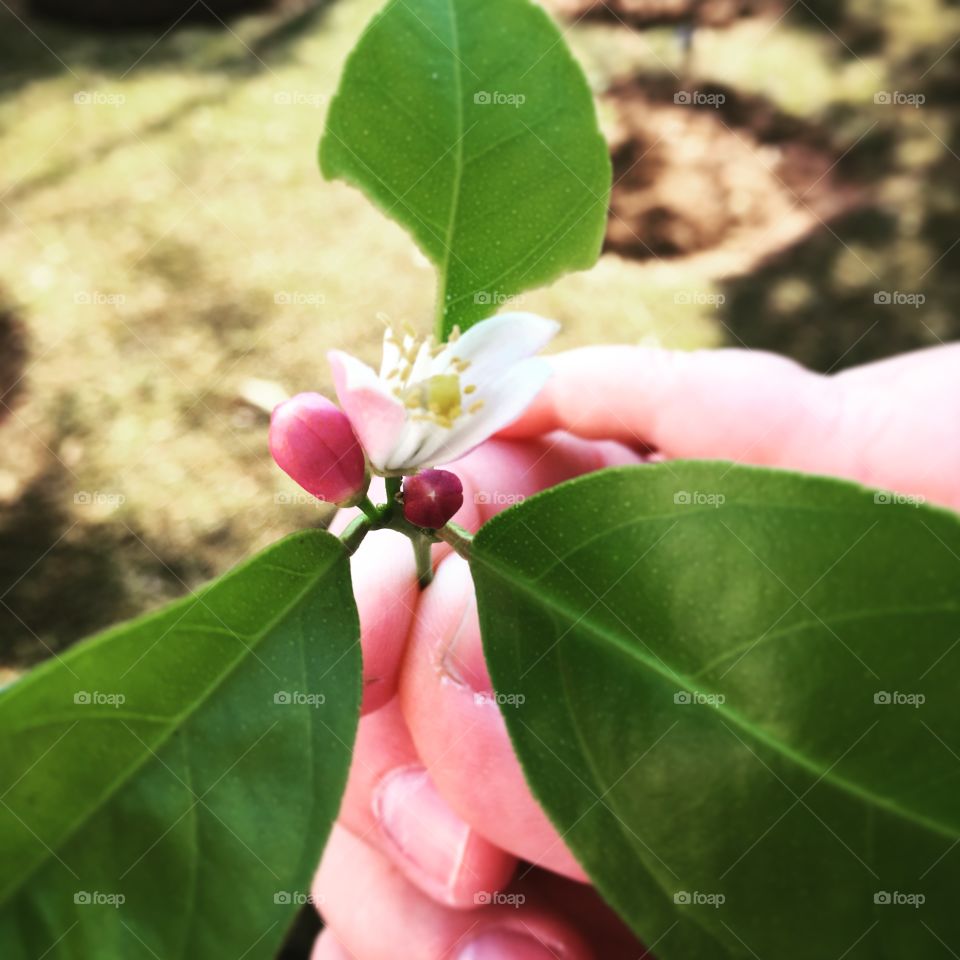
[448,313,559,385]
[329,349,406,474]
[428,357,553,467]
[381,419,437,473]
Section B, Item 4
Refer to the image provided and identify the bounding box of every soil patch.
[603,78,864,276]
[541,0,776,28]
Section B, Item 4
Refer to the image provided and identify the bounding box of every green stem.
[357,496,380,524]
[384,475,402,509]
[339,515,371,555]
[413,534,433,588]
[435,521,473,561]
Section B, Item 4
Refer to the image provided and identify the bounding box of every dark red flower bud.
[402,469,463,529]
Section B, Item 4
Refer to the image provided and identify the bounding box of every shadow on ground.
[0,459,201,667]
[0,0,335,95]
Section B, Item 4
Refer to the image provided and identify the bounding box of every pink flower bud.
[402,469,464,529]
[269,393,367,505]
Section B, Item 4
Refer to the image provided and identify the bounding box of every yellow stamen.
[382,323,477,430]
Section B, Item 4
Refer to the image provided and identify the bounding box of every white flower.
[328,313,558,475]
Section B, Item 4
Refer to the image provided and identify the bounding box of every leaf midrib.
[475,547,960,842]
[444,193,599,312]
[0,541,341,908]
[435,0,466,337]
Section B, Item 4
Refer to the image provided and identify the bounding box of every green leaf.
[0,530,360,960]
[320,0,611,339]
[473,463,960,959]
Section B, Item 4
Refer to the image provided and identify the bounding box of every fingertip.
[498,346,673,444]
[400,553,589,881]
[348,527,420,715]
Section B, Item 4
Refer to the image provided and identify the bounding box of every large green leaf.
[473,463,960,958]
[320,0,611,339]
[0,530,360,960]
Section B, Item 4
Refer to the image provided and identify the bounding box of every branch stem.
[413,534,434,588]
[435,521,473,561]
[357,496,381,524]
[339,515,371,555]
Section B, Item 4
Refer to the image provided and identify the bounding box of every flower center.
[384,324,484,429]
[418,373,462,426]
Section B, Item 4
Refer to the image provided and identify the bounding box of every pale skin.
[311,344,960,960]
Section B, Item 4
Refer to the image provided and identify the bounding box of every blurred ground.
[0,0,958,672]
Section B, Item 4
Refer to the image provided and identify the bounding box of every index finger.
[499,345,827,467]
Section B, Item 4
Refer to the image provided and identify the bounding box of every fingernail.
[457,930,562,960]
[433,566,491,692]
[373,765,472,905]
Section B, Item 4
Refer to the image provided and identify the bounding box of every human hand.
[312,343,960,959]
